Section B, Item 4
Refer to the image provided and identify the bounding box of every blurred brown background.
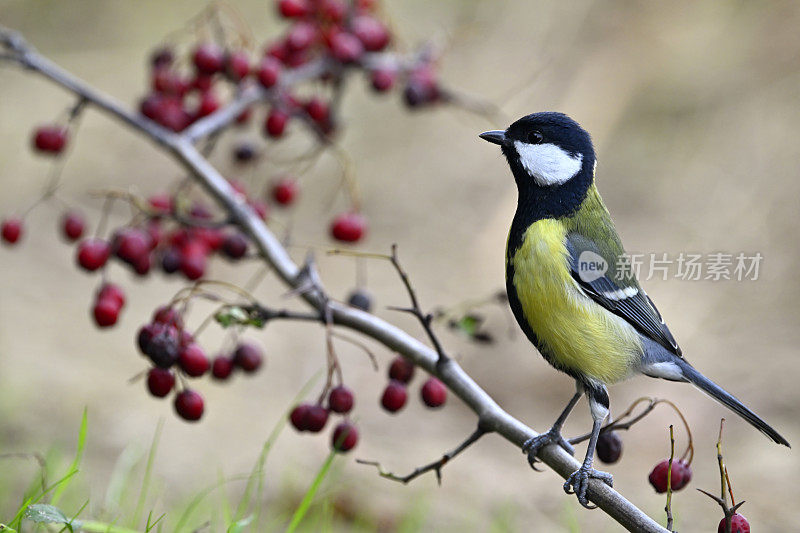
[1,1,799,531]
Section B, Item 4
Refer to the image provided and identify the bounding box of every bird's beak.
[479,130,507,146]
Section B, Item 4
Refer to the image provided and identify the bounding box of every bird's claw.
[522,429,574,470]
[563,464,613,508]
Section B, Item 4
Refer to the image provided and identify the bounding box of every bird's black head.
[480,112,596,219]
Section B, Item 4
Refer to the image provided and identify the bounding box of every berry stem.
[665,424,675,531]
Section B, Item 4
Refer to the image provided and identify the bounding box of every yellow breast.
[510,219,641,384]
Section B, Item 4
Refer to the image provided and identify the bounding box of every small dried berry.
[596,431,623,464]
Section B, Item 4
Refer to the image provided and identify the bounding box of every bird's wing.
[565,232,682,356]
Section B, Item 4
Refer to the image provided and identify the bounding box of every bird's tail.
[674,358,790,447]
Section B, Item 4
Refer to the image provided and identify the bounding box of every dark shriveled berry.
[222,232,249,259]
[174,389,204,421]
[233,342,263,373]
[331,421,358,452]
[328,385,354,413]
[347,289,372,312]
[596,431,623,464]
[147,367,175,397]
[141,323,180,368]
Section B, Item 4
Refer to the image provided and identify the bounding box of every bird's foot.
[563,463,613,509]
[522,428,574,470]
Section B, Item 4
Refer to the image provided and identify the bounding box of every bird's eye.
[527,130,544,144]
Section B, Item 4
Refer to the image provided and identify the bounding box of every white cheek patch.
[513,141,584,186]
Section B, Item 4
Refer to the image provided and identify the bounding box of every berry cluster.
[138,305,265,421]
[1,0,452,439]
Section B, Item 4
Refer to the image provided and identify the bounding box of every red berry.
[596,431,623,464]
[235,107,252,125]
[192,43,224,75]
[331,421,358,452]
[272,177,299,205]
[225,50,250,81]
[381,380,407,413]
[265,39,290,63]
[192,74,214,92]
[420,377,447,408]
[61,211,85,241]
[211,355,235,380]
[148,193,173,215]
[146,367,175,398]
[718,513,750,533]
[304,97,329,124]
[180,243,207,280]
[319,0,346,22]
[178,343,210,377]
[264,108,290,138]
[196,91,220,117]
[256,57,282,88]
[305,405,329,432]
[193,227,224,251]
[76,238,111,271]
[174,389,204,421]
[388,356,415,383]
[370,68,396,92]
[233,342,263,373]
[222,232,249,259]
[93,297,120,328]
[351,15,390,51]
[648,459,692,493]
[113,228,151,265]
[328,385,354,413]
[32,125,68,154]
[153,305,183,328]
[1,218,23,245]
[330,212,366,242]
[287,22,317,52]
[152,67,186,95]
[290,404,311,431]
[98,283,125,309]
[329,31,364,63]
[278,0,310,18]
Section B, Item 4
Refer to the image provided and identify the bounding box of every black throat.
[503,146,594,255]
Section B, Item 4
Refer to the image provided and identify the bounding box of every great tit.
[480,112,789,508]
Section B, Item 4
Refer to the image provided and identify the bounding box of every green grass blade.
[131,418,163,529]
[172,474,251,533]
[285,450,338,533]
[51,408,88,506]
[236,370,322,525]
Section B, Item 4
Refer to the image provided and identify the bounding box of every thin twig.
[357,426,487,485]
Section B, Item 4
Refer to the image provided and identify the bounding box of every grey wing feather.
[565,234,682,356]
